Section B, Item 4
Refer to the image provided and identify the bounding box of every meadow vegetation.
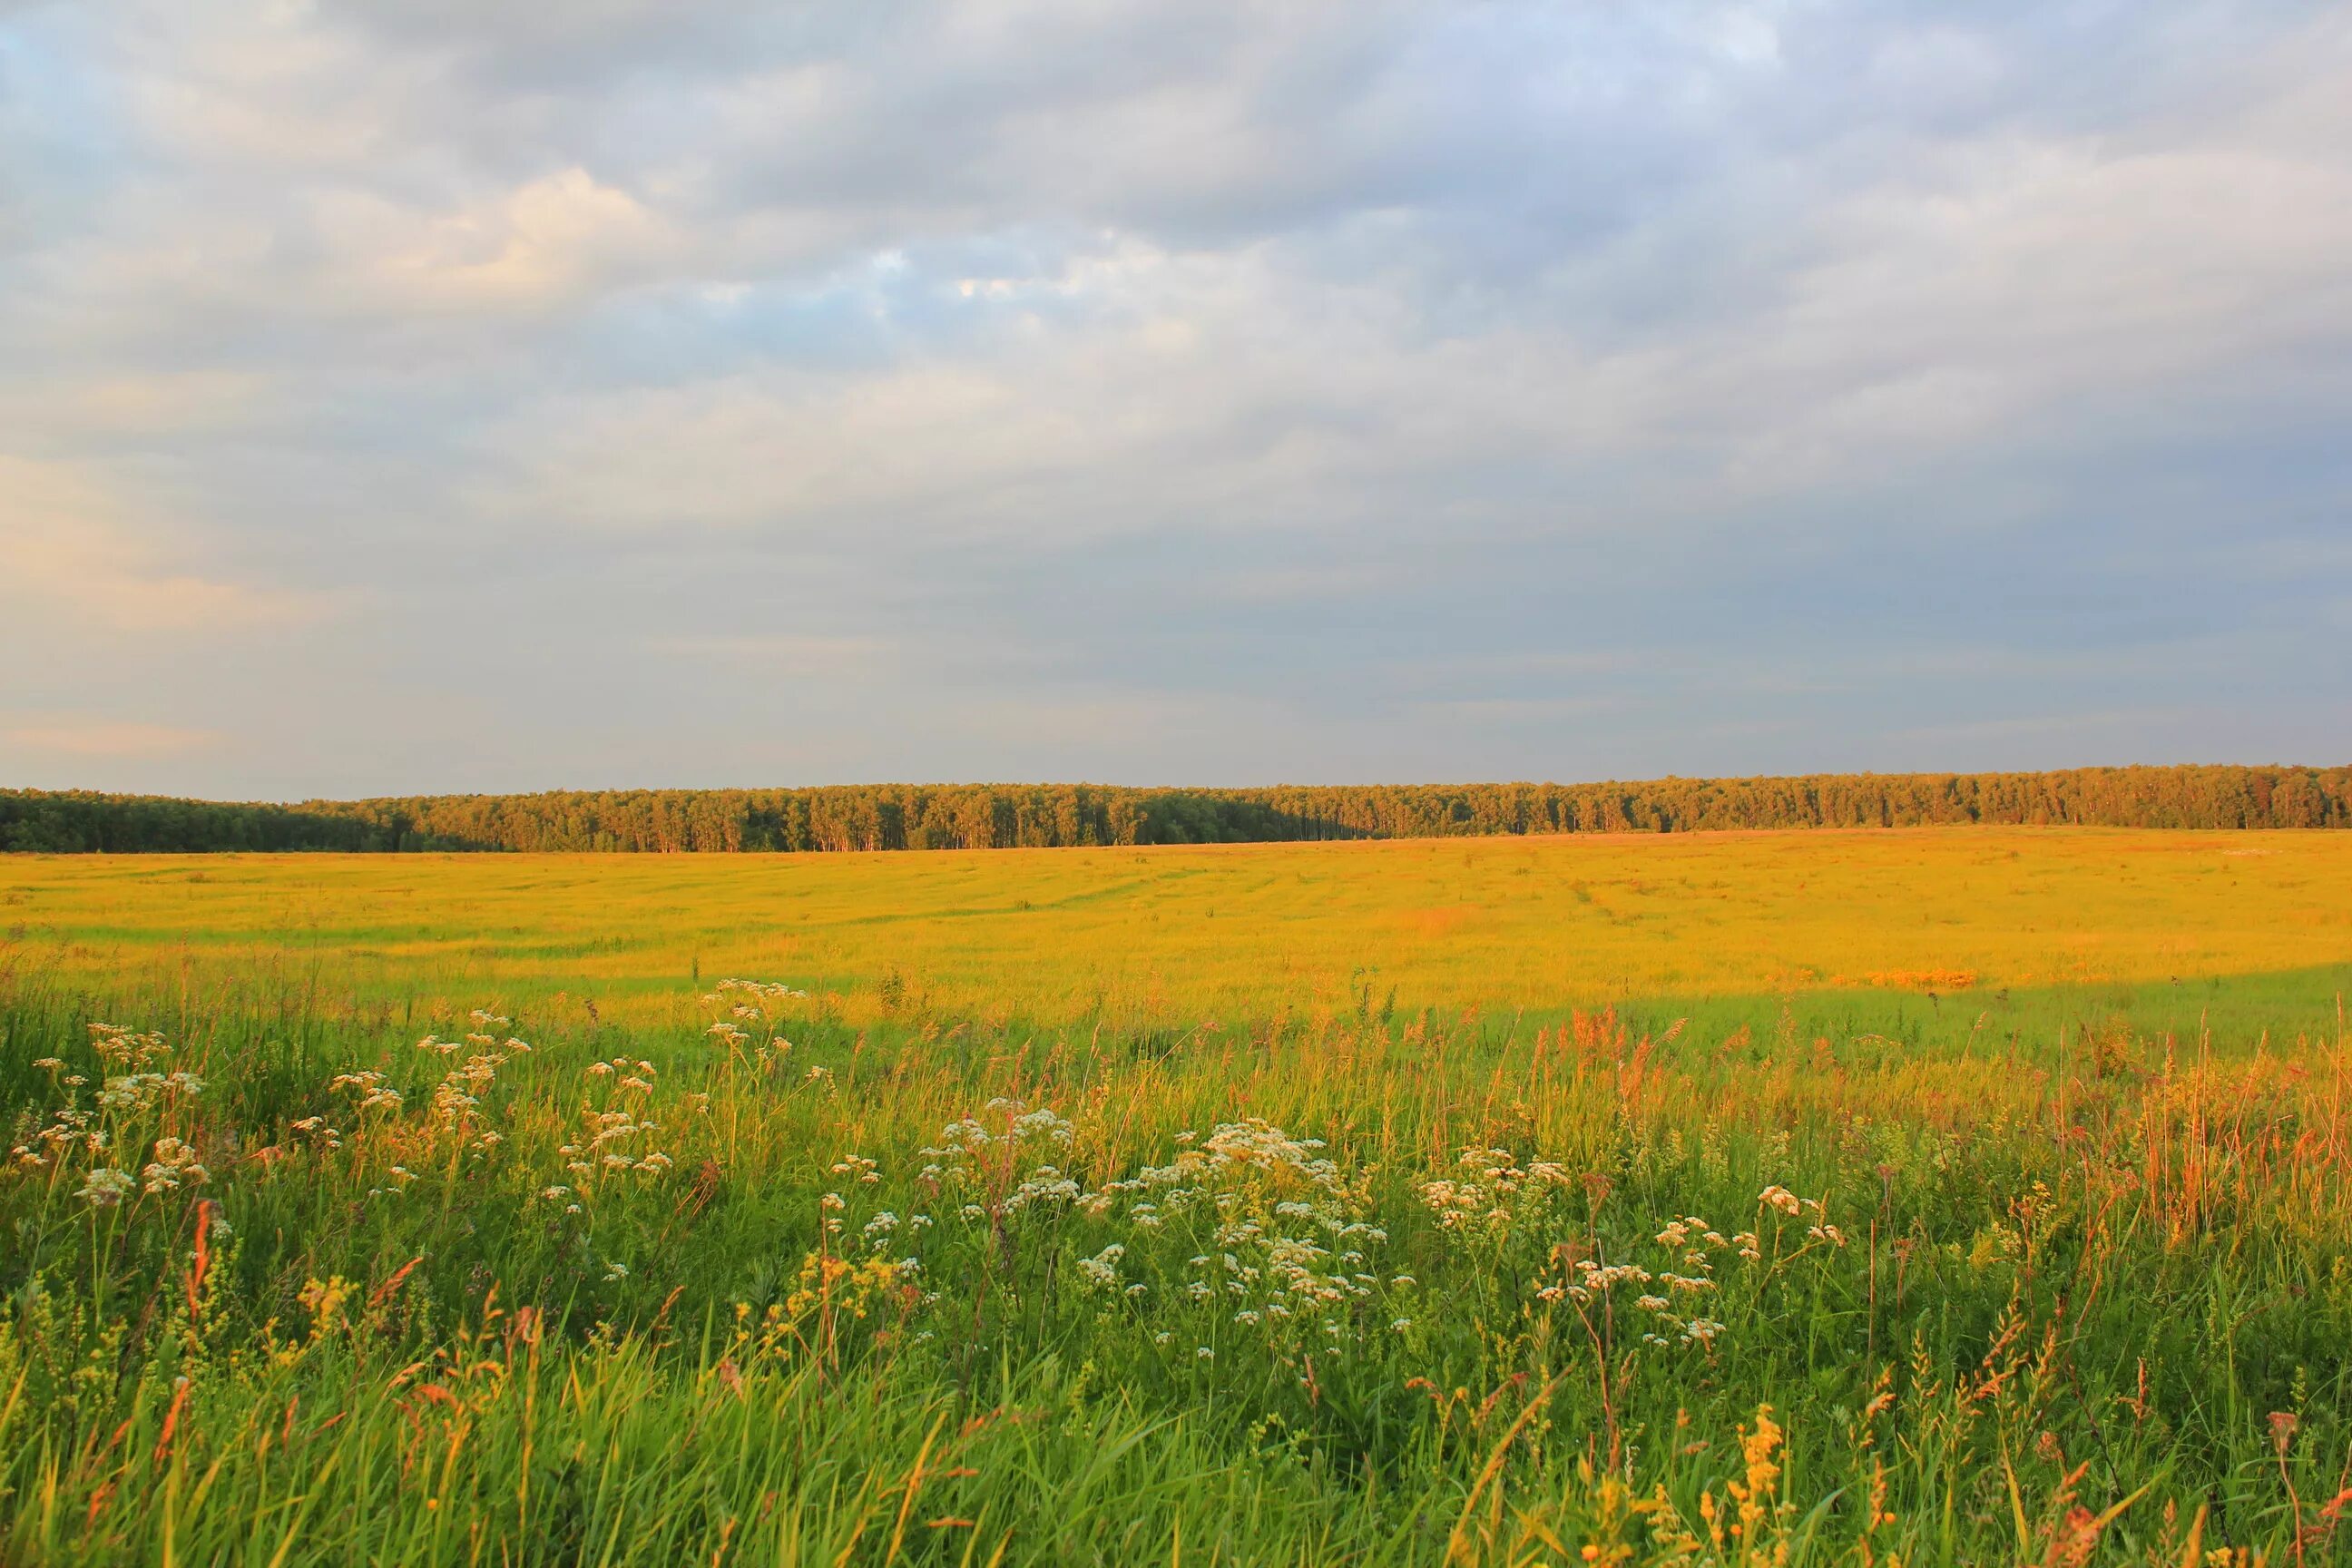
[0,830,2347,1564]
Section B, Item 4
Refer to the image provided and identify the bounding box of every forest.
[5,763,2347,852]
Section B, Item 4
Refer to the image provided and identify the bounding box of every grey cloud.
[1,0,2347,796]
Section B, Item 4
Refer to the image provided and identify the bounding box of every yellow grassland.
[5,825,2347,1025]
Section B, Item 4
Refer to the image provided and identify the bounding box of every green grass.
[1,831,2348,1563]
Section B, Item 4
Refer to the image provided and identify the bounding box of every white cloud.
[0,1,2345,791]
[368,168,675,311]
[0,458,327,634]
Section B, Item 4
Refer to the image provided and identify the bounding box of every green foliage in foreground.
[1,975,2347,1565]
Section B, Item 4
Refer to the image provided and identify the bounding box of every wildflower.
[77,1167,135,1207]
[604,1261,630,1281]
[1077,1243,1127,1290]
[1004,1166,1081,1212]
[98,1074,170,1112]
[141,1136,210,1194]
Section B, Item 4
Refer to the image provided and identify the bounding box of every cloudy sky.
[2,1,2347,800]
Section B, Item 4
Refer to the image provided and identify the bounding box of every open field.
[1,828,2348,1563]
[5,827,2352,1032]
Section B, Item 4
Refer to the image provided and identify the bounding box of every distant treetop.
[3,766,2346,853]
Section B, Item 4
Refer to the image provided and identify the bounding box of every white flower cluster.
[1518,1204,1755,1350]
[704,978,808,1008]
[95,1071,206,1115]
[89,1023,172,1071]
[830,1153,882,1184]
[1106,1122,1392,1357]
[1077,1242,1128,1291]
[1756,1184,1843,1245]
[330,1069,404,1113]
[76,1166,135,1206]
[12,1099,103,1169]
[10,1025,208,1199]
[916,1101,1080,1222]
[1418,1146,1577,1234]
[419,1025,532,1151]
[561,1106,672,1179]
[289,1114,344,1152]
[701,979,807,1055]
[140,1135,210,1195]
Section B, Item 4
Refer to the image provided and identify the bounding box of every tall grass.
[0,843,2347,1563]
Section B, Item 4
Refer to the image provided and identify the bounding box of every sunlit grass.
[5,828,2349,1032]
[0,829,2347,1563]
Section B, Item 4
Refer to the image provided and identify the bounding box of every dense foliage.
[1,968,2346,1563]
[6,762,2349,852]
[2,839,2347,1563]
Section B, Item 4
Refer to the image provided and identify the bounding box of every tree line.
[4,765,2347,853]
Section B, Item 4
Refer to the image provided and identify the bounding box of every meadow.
[0,829,2347,1564]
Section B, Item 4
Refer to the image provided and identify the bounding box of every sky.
[2,1,2347,801]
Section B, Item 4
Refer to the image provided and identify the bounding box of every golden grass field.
[5,827,2347,1031]
[5,826,2350,1563]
